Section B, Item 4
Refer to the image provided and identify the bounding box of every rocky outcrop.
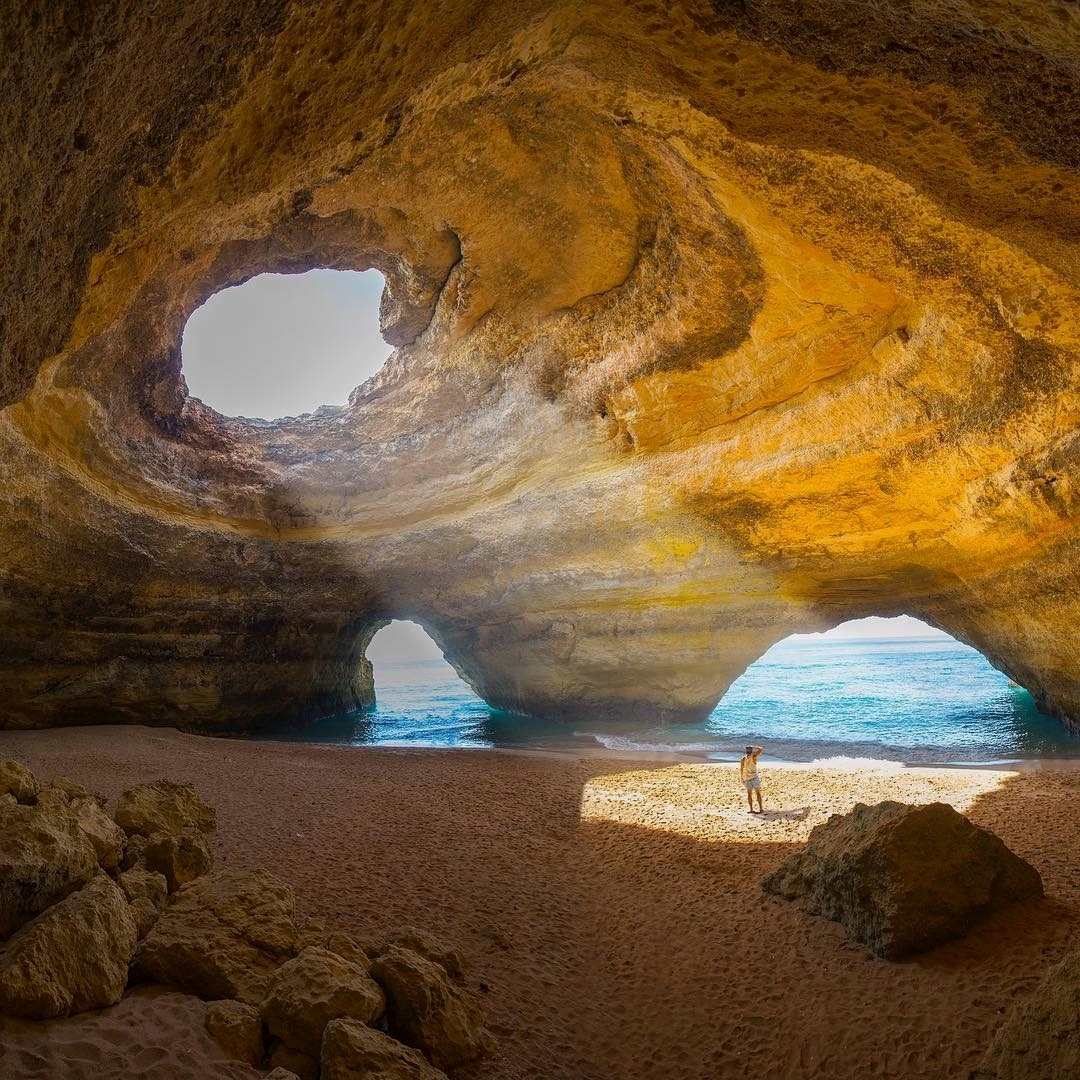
[322,1018,449,1080]
[763,801,1044,959]
[0,1,1078,736]
[975,954,1080,1078]
[0,765,494,1077]
[0,874,138,1019]
[131,868,299,1003]
[261,946,386,1058]
[371,945,496,1070]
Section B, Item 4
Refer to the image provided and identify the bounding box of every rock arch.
[2,1,1079,734]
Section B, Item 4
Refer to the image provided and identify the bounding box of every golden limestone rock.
[1,2,1078,732]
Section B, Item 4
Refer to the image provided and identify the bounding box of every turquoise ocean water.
[281,635,1080,765]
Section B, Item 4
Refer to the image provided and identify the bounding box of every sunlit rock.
[1,1,1079,734]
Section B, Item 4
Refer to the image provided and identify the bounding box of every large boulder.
[35,779,127,871]
[131,869,298,1003]
[975,953,1080,1079]
[763,801,1044,959]
[0,874,138,1019]
[371,945,496,1070]
[322,1017,450,1080]
[143,827,213,891]
[0,789,100,939]
[261,945,386,1058]
[206,998,265,1068]
[114,780,216,838]
[0,759,39,803]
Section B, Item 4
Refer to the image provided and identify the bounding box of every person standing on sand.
[740,744,764,813]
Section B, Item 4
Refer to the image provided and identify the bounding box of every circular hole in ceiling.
[181,268,391,420]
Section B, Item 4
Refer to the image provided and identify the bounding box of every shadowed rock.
[0,760,39,803]
[143,827,213,892]
[261,945,386,1058]
[975,953,1080,1079]
[132,869,298,1003]
[36,780,126,871]
[0,875,138,1019]
[322,1017,449,1080]
[267,1041,319,1080]
[0,787,100,939]
[371,945,496,1070]
[763,801,1044,958]
[117,866,169,908]
[206,998,265,1068]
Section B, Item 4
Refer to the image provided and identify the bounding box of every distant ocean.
[278,635,1080,765]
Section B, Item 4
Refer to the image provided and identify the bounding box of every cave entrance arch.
[180,268,390,419]
[361,620,492,746]
[707,616,1076,764]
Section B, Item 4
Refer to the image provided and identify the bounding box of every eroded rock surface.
[0,874,138,1019]
[0,786,101,939]
[763,800,1044,959]
[975,954,1080,1079]
[131,868,299,1003]
[2,1,1079,734]
[261,945,386,1058]
[206,998,265,1069]
[321,1017,449,1080]
[115,780,217,838]
[371,945,496,1070]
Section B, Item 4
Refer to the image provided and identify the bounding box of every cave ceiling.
[2,0,1079,733]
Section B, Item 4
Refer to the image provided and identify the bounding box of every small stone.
[326,932,373,971]
[119,832,149,872]
[375,928,466,983]
[35,782,126,871]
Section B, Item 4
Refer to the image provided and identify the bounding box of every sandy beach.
[1,726,1078,1080]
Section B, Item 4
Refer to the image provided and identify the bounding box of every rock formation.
[0,761,494,1076]
[976,952,1080,1079]
[763,800,1044,959]
[2,1,1079,733]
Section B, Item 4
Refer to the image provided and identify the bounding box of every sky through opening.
[181,268,390,419]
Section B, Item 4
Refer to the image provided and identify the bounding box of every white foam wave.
[808,755,906,772]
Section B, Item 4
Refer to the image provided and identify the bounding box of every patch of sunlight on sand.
[579,762,1015,843]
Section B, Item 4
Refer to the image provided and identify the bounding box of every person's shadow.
[758,806,812,822]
